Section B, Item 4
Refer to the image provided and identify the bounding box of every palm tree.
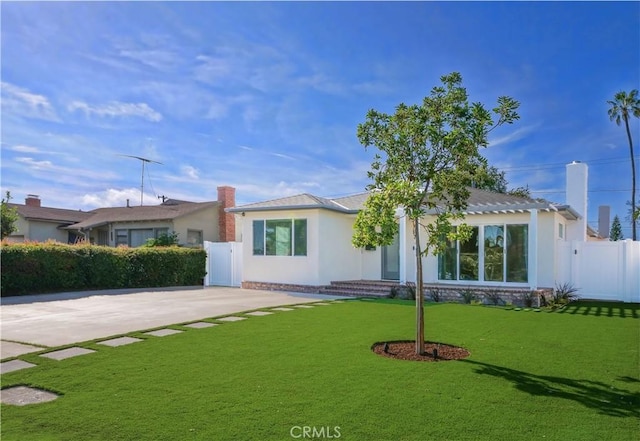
[608,89,640,240]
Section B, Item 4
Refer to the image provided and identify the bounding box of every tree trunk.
[624,116,637,241]
[413,217,425,355]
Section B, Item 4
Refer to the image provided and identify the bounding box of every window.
[253,220,265,255]
[438,224,528,283]
[114,228,170,247]
[253,219,307,256]
[506,225,528,282]
[437,227,479,281]
[115,229,128,247]
[129,229,154,247]
[187,229,203,247]
[558,223,564,239]
[484,225,504,281]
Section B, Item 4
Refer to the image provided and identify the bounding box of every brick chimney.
[217,186,236,242]
[25,194,41,207]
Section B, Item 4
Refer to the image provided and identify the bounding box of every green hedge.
[0,242,207,296]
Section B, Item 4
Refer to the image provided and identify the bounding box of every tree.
[607,89,640,240]
[473,165,508,193]
[1,191,19,239]
[507,185,531,198]
[352,72,520,355]
[610,215,624,241]
[473,164,531,198]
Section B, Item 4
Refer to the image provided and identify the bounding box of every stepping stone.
[271,307,294,311]
[217,316,246,322]
[294,305,315,308]
[144,329,183,337]
[1,386,59,406]
[1,341,44,359]
[245,311,273,316]
[184,322,218,329]
[1,359,36,374]
[98,336,143,347]
[41,347,95,361]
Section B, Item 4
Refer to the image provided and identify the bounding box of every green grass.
[2,300,639,441]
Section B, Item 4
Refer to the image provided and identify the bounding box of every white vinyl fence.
[204,241,243,287]
[556,240,640,302]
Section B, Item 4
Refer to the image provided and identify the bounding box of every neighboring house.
[227,162,592,295]
[66,186,238,247]
[6,195,93,244]
[7,186,239,247]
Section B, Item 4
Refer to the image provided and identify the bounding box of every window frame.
[437,223,528,284]
[252,218,307,257]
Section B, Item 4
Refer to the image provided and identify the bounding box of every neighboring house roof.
[228,188,581,220]
[67,201,219,230]
[8,203,93,225]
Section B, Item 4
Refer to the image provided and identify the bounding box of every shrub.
[522,290,537,308]
[143,232,179,247]
[459,289,476,304]
[546,282,579,309]
[484,289,504,306]
[389,285,416,300]
[1,242,206,296]
[429,287,443,302]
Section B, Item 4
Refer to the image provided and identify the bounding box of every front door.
[382,232,400,280]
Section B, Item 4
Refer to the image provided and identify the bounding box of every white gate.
[556,240,640,302]
[204,241,243,287]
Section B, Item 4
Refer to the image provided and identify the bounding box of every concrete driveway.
[1,286,344,359]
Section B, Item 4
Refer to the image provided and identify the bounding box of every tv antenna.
[119,155,163,206]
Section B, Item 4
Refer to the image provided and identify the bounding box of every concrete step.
[320,280,400,297]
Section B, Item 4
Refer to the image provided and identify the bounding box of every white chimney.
[566,161,588,241]
[598,205,610,239]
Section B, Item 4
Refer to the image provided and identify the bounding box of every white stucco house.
[228,162,599,300]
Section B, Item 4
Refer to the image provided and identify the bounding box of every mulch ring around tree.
[371,340,470,362]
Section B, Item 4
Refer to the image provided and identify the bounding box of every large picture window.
[438,224,528,283]
[437,227,479,281]
[253,219,307,256]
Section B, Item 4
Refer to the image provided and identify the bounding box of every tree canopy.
[610,215,624,241]
[1,192,19,239]
[353,72,520,354]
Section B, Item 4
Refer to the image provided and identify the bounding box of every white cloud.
[488,123,539,148]
[68,101,162,122]
[297,73,345,95]
[81,188,160,208]
[15,157,54,169]
[194,55,232,84]
[269,152,296,160]
[11,145,40,153]
[181,165,200,179]
[1,82,60,121]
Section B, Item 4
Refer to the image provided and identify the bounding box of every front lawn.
[1,300,638,441]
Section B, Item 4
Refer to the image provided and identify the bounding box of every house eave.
[227,205,358,214]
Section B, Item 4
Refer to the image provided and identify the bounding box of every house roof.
[8,203,93,225]
[228,187,581,220]
[67,201,219,230]
[227,193,362,214]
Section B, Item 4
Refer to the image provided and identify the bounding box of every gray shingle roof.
[67,201,219,230]
[9,203,93,224]
[228,187,580,219]
[228,193,357,213]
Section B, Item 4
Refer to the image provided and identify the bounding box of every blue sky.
[1,2,639,235]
